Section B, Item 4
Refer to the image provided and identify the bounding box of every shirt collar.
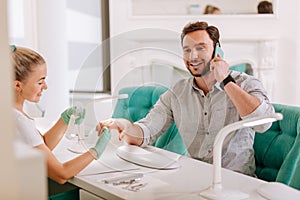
[191,77,223,95]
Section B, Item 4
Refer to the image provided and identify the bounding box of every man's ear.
[14,80,22,92]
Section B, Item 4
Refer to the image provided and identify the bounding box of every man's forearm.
[224,82,260,117]
[125,124,144,146]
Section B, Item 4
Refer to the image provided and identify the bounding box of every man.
[257,1,273,14]
[97,21,274,176]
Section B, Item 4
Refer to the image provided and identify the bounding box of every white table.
[53,134,267,200]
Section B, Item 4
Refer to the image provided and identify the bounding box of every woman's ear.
[14,80,22,93]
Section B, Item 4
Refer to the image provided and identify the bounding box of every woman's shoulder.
[13,108,34,121]
[13,108,44,147]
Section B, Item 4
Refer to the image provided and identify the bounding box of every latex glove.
[61,106,86,125]
[91,126,111,160]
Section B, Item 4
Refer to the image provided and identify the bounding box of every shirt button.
[206,132,209,135]
[204,112,207,115]
[201,95,204,98]
[208,149,212,153]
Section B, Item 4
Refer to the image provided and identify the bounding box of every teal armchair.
[112,86,187,156]
[112,87,300,190]
[230,63,253,75]
[254,103,300,190]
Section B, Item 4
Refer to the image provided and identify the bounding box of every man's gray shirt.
[136,71,274,176]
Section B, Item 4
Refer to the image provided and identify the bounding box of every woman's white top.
[13,109,44,147]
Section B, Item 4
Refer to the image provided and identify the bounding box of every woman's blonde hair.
[11,46,45,82]
[203,5,221,14]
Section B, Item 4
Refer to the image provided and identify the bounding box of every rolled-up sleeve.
[241,101,275,132]
[134,122,150,147]
[238,74,275,132]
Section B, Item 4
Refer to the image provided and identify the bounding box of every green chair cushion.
[230,63,247,73]
[112,86,187,155]
[254,103,300,190]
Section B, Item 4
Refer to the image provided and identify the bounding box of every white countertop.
[53,132,267,200]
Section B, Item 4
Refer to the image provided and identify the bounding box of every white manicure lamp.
[66,94,128,154]
[200,113,283,200]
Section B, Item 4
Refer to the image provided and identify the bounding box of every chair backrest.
[230,63,253,75]
[254,103,300,190]
[112,85,187,155]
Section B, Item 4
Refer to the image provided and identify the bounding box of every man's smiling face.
[182,30,214,77]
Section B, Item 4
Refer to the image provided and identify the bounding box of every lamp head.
[242,113,283,127]
[84,94,128,108]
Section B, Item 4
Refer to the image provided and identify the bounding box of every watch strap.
[220,74,236,90]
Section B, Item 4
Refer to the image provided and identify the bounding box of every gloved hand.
[91,126,111,160]
[61,106,86,125]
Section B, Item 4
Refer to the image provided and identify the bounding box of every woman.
[203,5,221,15]
[12,45,109,184]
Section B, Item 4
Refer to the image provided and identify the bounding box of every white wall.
[36,0,69,126]
[0,1,19,198]
[109,0,300,106]
[1,1,46,199]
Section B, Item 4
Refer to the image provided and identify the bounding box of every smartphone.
[214,44,224,58]
[202,44,225,76]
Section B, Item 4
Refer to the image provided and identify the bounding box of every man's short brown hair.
[181,21,220,47]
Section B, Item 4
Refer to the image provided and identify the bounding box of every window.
[7,0,37,47]
[7,0,111,119]
[8,0,110,94]
[67,0,110,94]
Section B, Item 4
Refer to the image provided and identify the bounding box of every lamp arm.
[212,113,283,189]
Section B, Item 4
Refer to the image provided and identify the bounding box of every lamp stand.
[67,123,88,154]
[66,94,128,154]
[199,113,283,200]
[200,185,249,200]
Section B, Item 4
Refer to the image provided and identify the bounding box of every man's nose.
[190,49,198,60]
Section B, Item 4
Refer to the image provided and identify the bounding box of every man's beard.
[188,62,211,77]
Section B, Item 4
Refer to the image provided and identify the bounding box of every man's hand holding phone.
[211,45,229,82]
[214,45,224,58]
